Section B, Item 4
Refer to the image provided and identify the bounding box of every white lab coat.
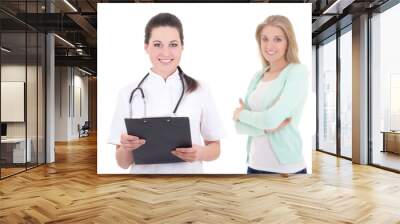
[108,69,224,174]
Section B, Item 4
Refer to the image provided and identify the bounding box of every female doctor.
[108,13,224,174]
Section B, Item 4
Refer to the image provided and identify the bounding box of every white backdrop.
[97,3,313,174]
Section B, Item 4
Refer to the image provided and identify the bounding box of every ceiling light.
[1,47,11,53]
[323,0,354,15]
[78,67,92,76]
[63,0,78,12]
[76,48,84,55]
[54,34,75,48]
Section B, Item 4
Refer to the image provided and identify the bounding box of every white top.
[108,69,224,174]
[248,80,306,173]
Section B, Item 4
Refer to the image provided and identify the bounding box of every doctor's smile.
[145,26,183,77]
[159,59,174,64]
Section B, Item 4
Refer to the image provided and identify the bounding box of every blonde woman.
[233,15,308,174]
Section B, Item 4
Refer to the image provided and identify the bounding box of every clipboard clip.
[141,118,172,124]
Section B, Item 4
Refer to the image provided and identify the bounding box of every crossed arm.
[233,99,291,137]
[233,65,308,136]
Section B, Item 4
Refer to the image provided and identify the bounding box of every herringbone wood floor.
[1,134,400,223]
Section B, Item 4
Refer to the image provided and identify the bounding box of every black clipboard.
[124,117,192,164]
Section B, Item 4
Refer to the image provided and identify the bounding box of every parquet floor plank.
[1,135,400,223]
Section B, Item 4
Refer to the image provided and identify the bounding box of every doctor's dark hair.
[144,12,198,93]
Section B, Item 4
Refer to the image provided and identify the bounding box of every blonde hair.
[255,15,300,67]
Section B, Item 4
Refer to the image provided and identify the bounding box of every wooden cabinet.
[382,131,400,154]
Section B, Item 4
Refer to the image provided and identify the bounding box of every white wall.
[55,67,68,141]
[1,65,36,137]
[1,64,46,163]
[72,72,89,138]
[1,65,26,139]
[55,67,89,141]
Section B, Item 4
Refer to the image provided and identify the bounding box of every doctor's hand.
[119,133,146,152]
[233,98,245,121]
[171,145,204,162]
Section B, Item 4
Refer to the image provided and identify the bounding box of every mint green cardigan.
[235,63,308,164]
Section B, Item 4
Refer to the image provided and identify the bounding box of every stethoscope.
[128,66,185,118]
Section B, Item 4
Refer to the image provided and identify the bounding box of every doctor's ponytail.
[177,66,198,93]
